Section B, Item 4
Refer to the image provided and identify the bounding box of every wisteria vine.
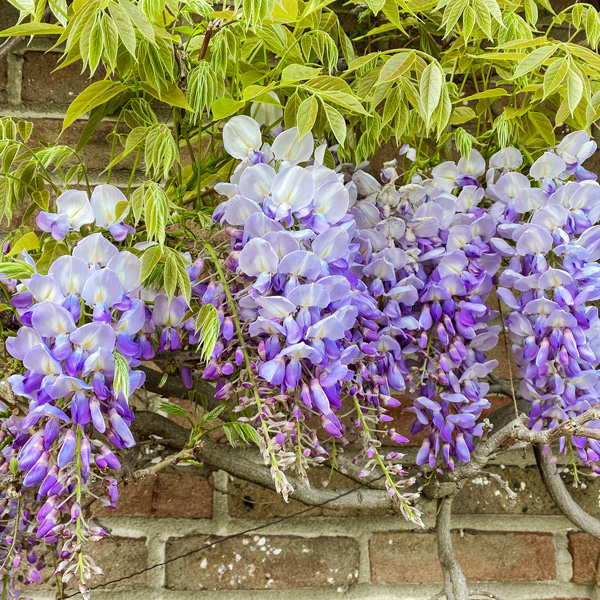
[1,118,600,598]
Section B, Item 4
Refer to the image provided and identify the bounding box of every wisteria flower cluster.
[2,117,600,598]
[201,116,417,509]
[0,187,192,599]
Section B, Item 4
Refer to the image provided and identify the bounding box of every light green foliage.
[113,350,131,400]
[2,0,600,224]
[194,304,219,363]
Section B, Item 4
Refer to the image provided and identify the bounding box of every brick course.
[370,531,556,583]
[164,534,360,590]
[568,532,600,584]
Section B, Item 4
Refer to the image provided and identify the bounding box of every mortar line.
[212,470,232,535]
[553,529,574,583]
[356,531,372,584]
[145,533,167,590]
[6,51,23,106]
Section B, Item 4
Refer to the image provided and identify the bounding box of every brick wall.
[3,3,600,600]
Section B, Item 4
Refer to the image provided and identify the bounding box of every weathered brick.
[41,537,147,591]
[92,471,213,519]
[22,51,105,104]
[370,531,555,582]
[82,536,148,588]
[569,531,600,584]
[455,465,600,516]
[228,470,394,518]
[0,4,18,30]
[165,534,360,590]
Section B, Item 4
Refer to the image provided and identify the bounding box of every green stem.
[352,397,416,519]
[126,150,141,196]
[106,111,124,185]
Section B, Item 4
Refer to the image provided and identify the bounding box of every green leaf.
[566,43,600,76]
[320,102,345,145]
[87,15,104,74]
[141,82,193,110]
[159,400,188,418]
[463,6,475,41]
[460,88,509,102]
[512,45,557,79]
[223,422,260,447]
[297,96,319,138]
[16,120,33,143]
[119,0,155,41]
[174,252,191,305]
[113,350,130,401]
[528,111,555,146]
[8,232,39,256]
[442,0,468,36]
[212,97,245,120]
[195,304,219,363]
[376,52,415,85]
[281,64,322,84]
[473,0,492,38]
[305,76,368,115]
[348,53,379,71]
[140,244,162,282]
[0,260,35,280]
[0,23,64,37]
[31,189,50,211]
[524,0,538,25]
[101,12,119,67]
[109,0,136,56]
[198,403,227,427]
[164,252,178,299]
[420,62,444,126]
[567,69,584,115]
[63,80,128,131]
[284,92,302,128]
[242,84,277,102]
[543,57,568,98]
[36,239,69,275]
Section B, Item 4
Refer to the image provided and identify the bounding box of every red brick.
[569,531,600,583]
[21,51,104,104]
[92,471,213,519]
[165,534,359,590]
[370,531,555,582]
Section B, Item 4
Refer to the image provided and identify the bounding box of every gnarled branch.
[130,410,397,513]
[534,444,600,539]
[436,496,469,600]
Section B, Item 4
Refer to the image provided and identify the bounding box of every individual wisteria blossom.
[4,117,600,599]
[37,185,135,242]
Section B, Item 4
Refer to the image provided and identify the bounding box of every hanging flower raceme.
[200,115,420,515]
[493,148,600,473]
[350,153,501,470]
[0,225,149,599]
